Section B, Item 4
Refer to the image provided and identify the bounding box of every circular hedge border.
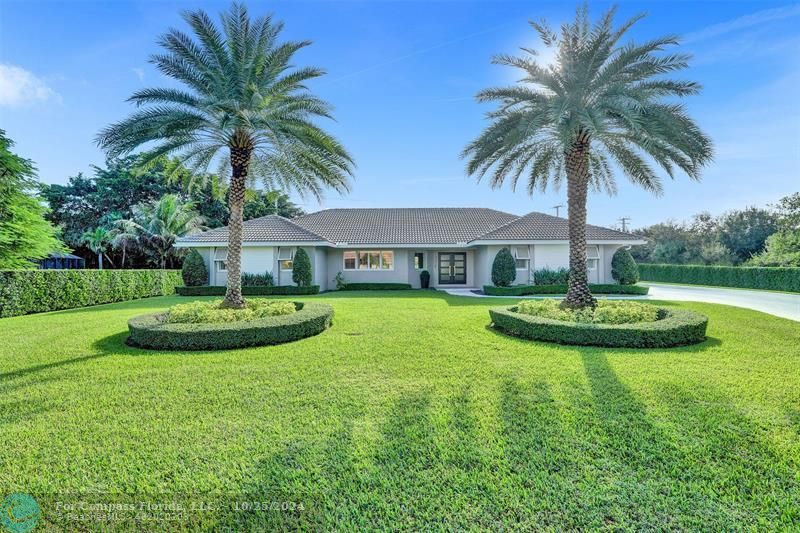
[489,305,708,348]
[127,301,333,351]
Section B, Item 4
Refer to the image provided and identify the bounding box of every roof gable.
[475,211,640,241]
[177,215,326,244]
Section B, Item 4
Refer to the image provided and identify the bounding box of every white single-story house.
[174,208,645,290]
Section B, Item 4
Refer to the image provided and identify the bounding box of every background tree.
[717,207,777,264]
[97,3,353,308]
[463,5,712,308]
[291,248,312,287]
[0,130,66,269]
[110,218,140,268]
[81,227,113,270]
[125,194,206,268]
[491,248,516,287]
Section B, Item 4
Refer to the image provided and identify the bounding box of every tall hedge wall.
[638,264,800,293]
[0,270,182,318]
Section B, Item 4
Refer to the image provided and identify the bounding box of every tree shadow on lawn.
[0,352,111,383]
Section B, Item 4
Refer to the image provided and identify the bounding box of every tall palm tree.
[81,227,112,270]
[110,218,140,268]
[463,5,712,308]
[97,3,354,308]
[127,194,206,269]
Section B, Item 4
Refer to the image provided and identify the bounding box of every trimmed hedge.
[128,301,333,350]
[638,264,800,292]
[489,305,708,348]
[0,269,182,318]
[338,283,412,291]
[483,284,649,296]
[175,285,320,296]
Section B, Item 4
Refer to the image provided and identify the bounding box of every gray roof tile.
[177,208,640,245]
[177,215,325,243]
[293,208,518,244]
[477,211,641,241]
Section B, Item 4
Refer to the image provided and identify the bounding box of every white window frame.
[513,246,530,271]
[587,245,600,271]
[215,260,227,272]
[343,251,357,271]
[278,247,295,271]
[413,252,424,270]
[213,248,228,272]
[342,250,395,271]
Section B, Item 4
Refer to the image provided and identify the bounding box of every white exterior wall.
[240,247,275,277]
[314,248,328,290]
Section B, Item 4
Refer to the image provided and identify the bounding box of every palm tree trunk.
[223,135,252,309]
[121,246,126,269]
[98,253,103,270]
[563,136,597,310]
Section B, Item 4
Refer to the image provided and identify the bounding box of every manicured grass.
[1,291,798,530]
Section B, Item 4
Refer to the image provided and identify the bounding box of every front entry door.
[438,252,467,285]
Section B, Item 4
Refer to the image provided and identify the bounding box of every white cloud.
[684,4,800,43]
[0,64,61,106]
[132,67,145,82]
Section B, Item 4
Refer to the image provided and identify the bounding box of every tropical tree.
[97,3,353,307]
[126,194,206,269]
[463,5,712,308]
[81,227,113,270]
[110,218,140,268]
[0,130,66,269]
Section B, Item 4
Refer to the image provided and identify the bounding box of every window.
[343,251,357,270]
[343,250,395,271]
[513,246,530,270]
[414,252,424,270]
[381,251,393,270]
[587,245,600,271]
[214,248,227,272]
[278,247,295,270]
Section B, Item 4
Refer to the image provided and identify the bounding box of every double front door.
[438,252,467,285]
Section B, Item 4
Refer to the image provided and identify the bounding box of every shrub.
[128,301,334,350]
[292,248,312,287]
[638,264,800,293]
[0,270,182,318]
[489,305,708,348]
[611,248,639,285]
[516,299,659,325]
[420,270,430,289]
[334,271,347,290]
[241,271,274,286]
[482,284,649,296]
[166,299,296,324]
[181,250,208,286]
[338,283,412,291]
[492,248,516,287]
[533,267,569,285]
[175,285,319,296]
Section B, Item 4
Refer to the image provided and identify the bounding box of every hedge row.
[0,270,182,318]
[127,302,333,350]
[489,305,708,348]
[483,284,649,296]
[339,283,412,291]
[639,264,800,293]
[176,285,320,296]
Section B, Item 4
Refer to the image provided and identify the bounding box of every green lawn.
[1,291,798,530]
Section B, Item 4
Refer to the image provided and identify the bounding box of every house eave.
[468,239,646,246]
[174,240,332,248]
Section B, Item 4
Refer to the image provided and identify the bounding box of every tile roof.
[293,208,519,244]
[176,208,641,245]
[177,215,326,243]
[476,211,641,241]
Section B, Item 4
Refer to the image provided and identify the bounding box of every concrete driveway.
[442,283,800,321]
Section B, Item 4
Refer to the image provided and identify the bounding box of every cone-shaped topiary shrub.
[492,247,516,287]
[292,248,312,287]
[182,249,208,286]
[612,247,640,285]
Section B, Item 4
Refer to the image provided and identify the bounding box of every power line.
[552,204,565,217]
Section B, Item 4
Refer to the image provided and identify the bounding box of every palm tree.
[110,218,140,268]
[97,3,354,308]
[463,5,712,308]
[81,227,112,270]
[127,194,206,269]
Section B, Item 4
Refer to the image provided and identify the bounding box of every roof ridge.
[274,215,329,241]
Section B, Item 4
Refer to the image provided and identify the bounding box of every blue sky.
[1,0,798,230]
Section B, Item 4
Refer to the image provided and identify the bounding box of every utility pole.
[618,217,631,232]
[552,204,565,217]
